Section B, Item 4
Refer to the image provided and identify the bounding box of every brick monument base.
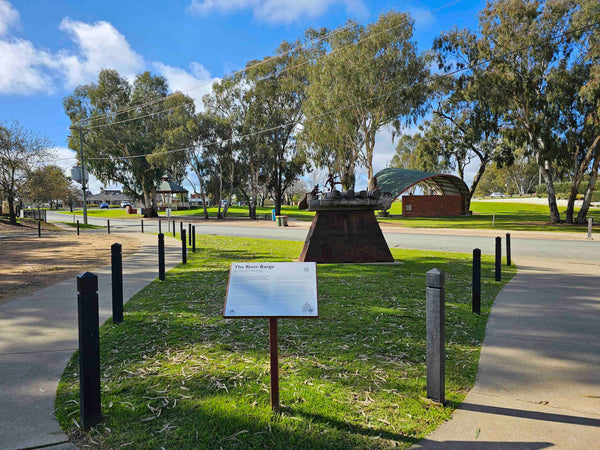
[299,209,394,263]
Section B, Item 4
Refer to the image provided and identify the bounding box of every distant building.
[87,189,132,206]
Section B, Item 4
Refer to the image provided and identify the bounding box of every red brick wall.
[402,195,466,217]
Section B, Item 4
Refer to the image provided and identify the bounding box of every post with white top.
[426,268,445,404]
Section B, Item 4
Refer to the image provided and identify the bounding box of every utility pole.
[78,125,88,225]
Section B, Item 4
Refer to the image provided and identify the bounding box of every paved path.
[0,233,182,450]
[414,258,600,449]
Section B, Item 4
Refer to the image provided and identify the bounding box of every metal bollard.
[111,243,123,324]
[141,219,144,233]
[426,268,445,404]
[473,249,481,314]
[495,237,501,282]
[107,219,110,234]
[192,226,196,253]
[188,223,192,246]
[76,272,101,429]
[158,219,161,234]
[180,222,183,237]
[506,233,511,266]
[77,220,80,236]
[181,229,187,264]
[158,233,165,281]
[172,220,176,237]
[38,220,41,237]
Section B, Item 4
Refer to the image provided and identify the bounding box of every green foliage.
[63,70,196,217]
[25,165,72,208]
[302,12,429,190]
[56,236,514,449]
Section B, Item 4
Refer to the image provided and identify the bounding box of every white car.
[120,201,131,208]
[490,192,507,198]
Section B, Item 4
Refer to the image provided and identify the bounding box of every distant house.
[87,189,132,206]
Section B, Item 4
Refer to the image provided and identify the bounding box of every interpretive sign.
[223,261,318,412]
[224,262,318,318]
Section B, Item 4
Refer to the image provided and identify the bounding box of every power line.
[74,0,422,127]
[77,1,456,131]
[58,19,598,164]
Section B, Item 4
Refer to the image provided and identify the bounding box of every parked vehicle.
[120,201,131,208]
[100,202,109,209]
[490,192,507,198]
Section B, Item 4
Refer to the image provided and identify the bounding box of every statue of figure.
[311,184,320,196]
[325,173,340,191]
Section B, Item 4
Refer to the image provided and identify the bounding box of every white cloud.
[188,0,367,24]
[152,61,218,110]
[56,18,144,88]
[0,38,54,94]
[0,0,18,36]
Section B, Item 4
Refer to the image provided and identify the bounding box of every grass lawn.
[56,235,515,449]
[63,201,600,233]
[381,200,600,232]
[60,208,133,219]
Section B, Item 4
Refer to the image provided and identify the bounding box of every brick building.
[375,168,470,217]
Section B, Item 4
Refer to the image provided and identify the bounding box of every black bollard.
[506,233,511,266]
[181,229,187,264]
[188,223,192,246]
[180,222,183,237]
[76,272,101,429]
[158,233,165,281]
[172,220,176,237]
[38,220,41,237]
[107,219,110,234]
[192,226,196,253]
[77,220,80,236]
[158,219,161,234]
[426,268,445,404]
[495,237,501,282]
[111,243,123,324]
[472,248,481,314]
[141,219,144,233]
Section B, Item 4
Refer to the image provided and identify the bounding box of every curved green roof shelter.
[374,168,470,201]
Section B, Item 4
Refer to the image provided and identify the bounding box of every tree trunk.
[468,158,489,211]
[8,196,16,225]
[565,138,599,223]
[541,160,561,223]
[142,189,159,218]
[576,148,600,224]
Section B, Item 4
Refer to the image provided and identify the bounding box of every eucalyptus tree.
[64,70,195,217]
[244,40,309,216]
[26,164,71,209]
[476,0,578,222]
[430,27,506,202]
[303,12,429,190]
[572,0,600,223]
[0,120,51,224]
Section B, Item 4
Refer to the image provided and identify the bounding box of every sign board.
[70,166,89,183]
[224,262,318,318]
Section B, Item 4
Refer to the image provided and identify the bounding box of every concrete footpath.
[415,258,600,449]
[0,233,182,450]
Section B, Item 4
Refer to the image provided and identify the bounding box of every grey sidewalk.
[415,258,600,449]
[0,233,182,450]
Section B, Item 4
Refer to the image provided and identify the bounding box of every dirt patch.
[0,233,140,305]
[0,217,62,233]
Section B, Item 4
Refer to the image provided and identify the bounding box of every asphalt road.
[47,211,600,264]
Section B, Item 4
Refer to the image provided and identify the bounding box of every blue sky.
[0,0,484,192]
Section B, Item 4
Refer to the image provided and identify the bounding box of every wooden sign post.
[224,262,318,412]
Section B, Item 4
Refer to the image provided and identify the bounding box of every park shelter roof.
[156,179,188,193]
[375,168,470,201]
